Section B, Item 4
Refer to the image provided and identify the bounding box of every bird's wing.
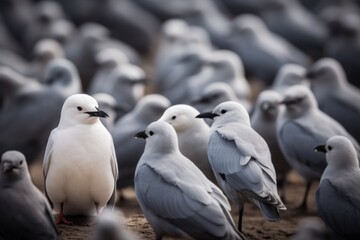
[316,179,360,236]
[216,125,277,184]
[135,163,237,239]
[208,130,281,206]
[278,120,327,174]
[42,129,56,206]
[107,134,119,208]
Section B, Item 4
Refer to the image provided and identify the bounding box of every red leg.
[56,203,73,225]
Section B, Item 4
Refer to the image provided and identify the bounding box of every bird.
[42,58,82,96]
[158,104,216,183]
[196,101,286,232]
[92,93,120,131]
[289,218,337,240]
[251,90,291,200]
[93,207,142,240]
[271,63,309,93]
[0,66,66,165]
[225,14,311,85]
[276,85,360,210]
[315,136,360,239]
[112,94,170,193]
[134,120,244,240]
[0,150,59,240]
[306,58,360,143]
[43,94,118,224]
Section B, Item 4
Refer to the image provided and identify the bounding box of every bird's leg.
[297,181,312,210]
[56,203,73,225]
[237,205,244,232]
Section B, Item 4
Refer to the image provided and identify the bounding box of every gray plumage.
[92,93,119,131]
[251,90,291,198]
[271,63,310,92]
[134,121,244,240]
[0,151,59,240]
[94,207,142,240]
[112,94,170,190]
[307,58,360,143]
[197,101,286,232]
[225,14,311,85]
[315,136,360,239]
[276,85,360,209]
[42,58,82,96]
[158,104,216,183]
[289,218,339,240]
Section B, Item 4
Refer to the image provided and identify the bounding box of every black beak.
[191,97,210,104]
[314,145,327,153]
[86,107,109,118]
[134,131,148,139]
[305,70,316,79]
[3,161,15,173]
[196,112,219,119]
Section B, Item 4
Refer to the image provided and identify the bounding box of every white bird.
[277,85,360,210]
[251,90,291,200]
[197,101,286,232]
[271,63,309,92]
[158,104,216,183]
[43,94,118,225]
[315,136,360,239]
[134,121,244,240]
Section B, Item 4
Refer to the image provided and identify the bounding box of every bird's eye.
[77,106,83,111]
[19,160,23,165]
[149,131,154,136]
[328,146,333,151]
[221,110,227,114]
[171,116,176,120]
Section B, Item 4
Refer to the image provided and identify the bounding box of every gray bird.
[0,151,59,240]
[112,94,171,192]
[42,58,82,96]
[158,104,216,183]
[251,90,291,200]
[0,66,66,164]
[306,58,360,143]
[191,82,252,115]
[289,218,339,240]
[225,14,311,85]
[277,85,360,210]
[92,93,119,131]
[271,63,310,92]
[94,207,142,240]
[134,121,244,240]
[315,136,360,239]
[197,101,286,232]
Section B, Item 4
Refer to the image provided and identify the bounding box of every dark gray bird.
[0,150,59,240]
[225,14,311,85]
[277,85,360,210]
[134,121,244,240]
[315,136,360,239]
[307,58,360,143]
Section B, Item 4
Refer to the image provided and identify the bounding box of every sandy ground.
[30,158,321,240]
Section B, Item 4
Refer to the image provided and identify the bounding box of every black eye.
[77,106,83,111]
[171,116,176,120]
[19,160,23,165]
[221,110,227,114]
[149,131,154,136]
[328,146,333,151]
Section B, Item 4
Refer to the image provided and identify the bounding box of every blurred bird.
[92,93,119,131]
[306,58,360,143]
[42,58,82,96]
[112,94,170,192]
[134,121,244,240]
[251,90,291,200]
[197,101,286,232]
[0,66,66,164]
[315,136,360,239]
[43,94,118,224]
[277,85,360,209]
[158,104,216,183]
[289,218,338,240]
[225,14,311,85]
[93,207,142,240]
[271,63,309,92]
[0,151,59,240]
